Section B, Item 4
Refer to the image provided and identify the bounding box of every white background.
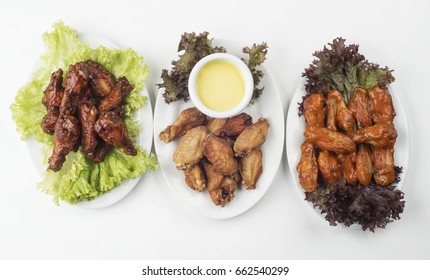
[0,0,429,259]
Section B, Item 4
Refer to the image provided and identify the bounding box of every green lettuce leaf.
[10,21,157,205]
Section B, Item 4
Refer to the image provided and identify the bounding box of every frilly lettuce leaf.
[10,21,157,205]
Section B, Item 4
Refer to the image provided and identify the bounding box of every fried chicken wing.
[206,118,227,134]
[327,90,354,131]
[373,146,395,186]
[173,126,209,170]
[348,122,397,148]
[204,135,238,175]
[296,141,318,192]
[350,87,372,128]
[61,62,90,115]
[202,159,224,193]
[368,86,396,124]
[84,60,116,98]
[338,152,357,185]
[48,115,80,171]
[184,164,206,191]
[94,111,136,156]
[78,101,99,160]
[304,125,356,154]
[303,93,326,127]
[214,112,252,138]
[356,144,373,186]
[208,175,237,207]
[159,107,207,143]
[317,150,340,184]
[98,76,132,112]
[233,118,270,157]
[239,148,263,190]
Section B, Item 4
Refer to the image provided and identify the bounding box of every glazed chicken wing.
[206,118,227,134]
[184,164,206,192]
[317,150,340,184]
[204,135,238,175]
[95,111,136,156]
[356,144,373,186]
[98,76,132,112]
[337,152,357,185]
[41,109,60,135]
[214,112,252,138]
[173,126,209,170]
[233,118,270,157]
[296,141,318,192]
[348,122,397,148]
[304,125,356,154]
[350,87,372,128]
[327,90,354,131]
[326,92,338,131]
[61,62,90,115]
[368,86,396,124]
[48,115,80,171]
[41,69,65,134]
[84,60,116,98]
[303,93,325,127]
[159,107,207,143]
[373,146,395,186]
[78,101,99,160]
[92,142,112,163]
[239,148,263,190]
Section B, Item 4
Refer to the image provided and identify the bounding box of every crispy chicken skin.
[95,111,136,156]
[98,77,132,112]
[41,69,65,134]
[60,62,90,116]
[84,60,116,98]
[159,107,207,143]
[239,148,263,190]
[209,175,237,207]
[303,93,326,127]
[297,141,318,192]
[78,101,99,160]
[234,118,270,157]
[348,122,397,148]
[317,150,340,184]
[304,125,356,154]
[204,135,238,175]
[48,115,80,171]
[206,118,227,134]
[350,87,372,128]
[338,152,357,185]
[373,146,395,186]
[368,86,396,124]
[173,126,209,170]
[202,159,224,193]
[327,90,354,131]
[184,164,206,192]
[214,112,252,138]
[356,144,373,186]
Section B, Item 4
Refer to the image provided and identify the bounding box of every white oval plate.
[154,43,284,219]
[286,81,410,207]
[26,33,153,208]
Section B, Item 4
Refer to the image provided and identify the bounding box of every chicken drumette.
[41,69,64,134]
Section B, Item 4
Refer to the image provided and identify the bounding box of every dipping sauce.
[196,60,245,111]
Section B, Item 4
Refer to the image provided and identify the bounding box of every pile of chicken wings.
[159,107,270,207]
[41,60,136,172]
[297,86,397,192]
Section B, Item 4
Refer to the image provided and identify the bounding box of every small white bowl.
[188,53,254,118]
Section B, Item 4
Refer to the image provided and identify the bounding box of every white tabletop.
[1,0,429,259]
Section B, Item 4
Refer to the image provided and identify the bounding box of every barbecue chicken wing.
[368,86,396,124]
[338,152,357,185]
[159,107,207,143]
[93,142,112,163]
[327,90,354,131]
[304,125,356,154]
[350,87,372,128]
[356,144,373,186]
[303,93,325,127]
[78,101,99,160]
[184,164,206,191]
[296,141,318,192]
[173,126,209,170]
[239,148,263,190]
[48,115,80,171]
[98,76,132,112]
[373,146,395,186]
[234,118,270,157]
[317,150,340,184]
[84,60,116,98]
[348,122,397,148]
[61,62,90,115]
[204,135,238,175]
[41,69,64,134]
[95,111,136,156]
[214,112,252,138]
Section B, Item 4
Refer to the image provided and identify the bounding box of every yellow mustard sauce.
[197,60,245,111]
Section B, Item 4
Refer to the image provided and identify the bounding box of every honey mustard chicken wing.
[173,126,209,170]
[233,118,270,157]
[214,112,252,138]
[184,164,206,192]
[356,144,373,186]
[337,152,357,185]
[373,146,395,186]
[304,125,356,154]
[48,115,80,171]
[317,150,340,184]
[239,148,263,190]
[98,76,132,112]
[60,62,90,116]
[327,90,354,131]
[84,60,116,98]
[159,107,207,143]
[204,135,238,175]
[41,69,64,134]
[350,87,372,128]
[303,93,326,127]
[296,141,318,192]
[77,101,99,160]
[94,111,136,156]
[348,122,397,148]
[368,86,396,124]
